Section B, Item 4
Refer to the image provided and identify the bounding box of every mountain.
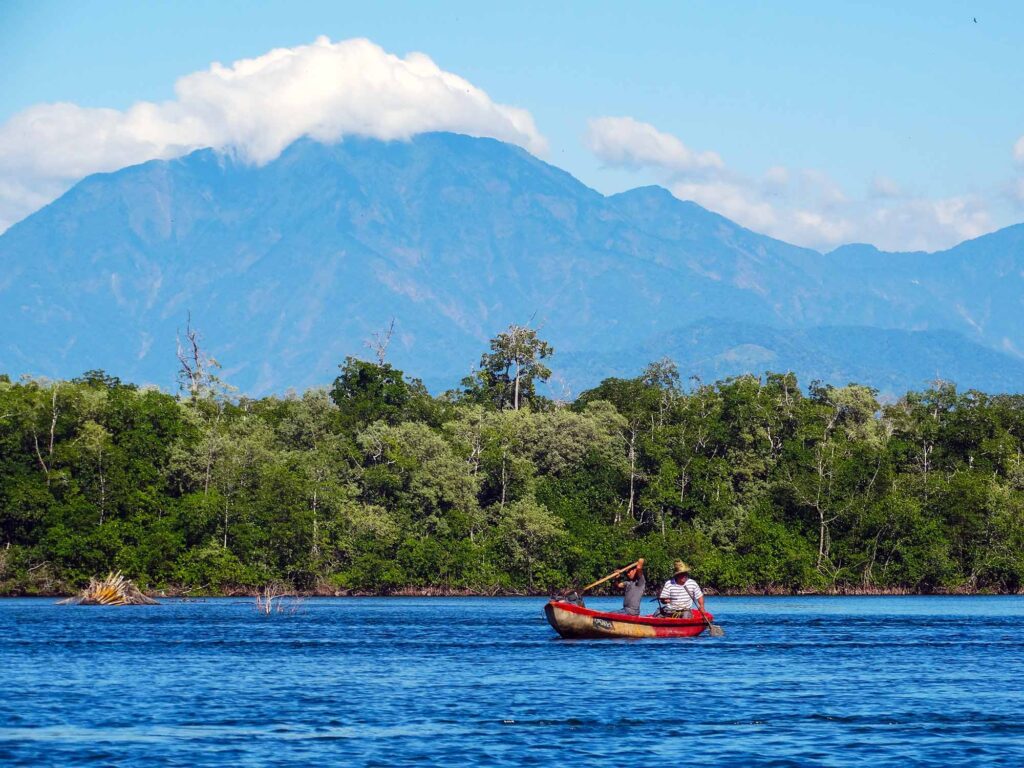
[556,320,1024,399]
[1,132,1023,396]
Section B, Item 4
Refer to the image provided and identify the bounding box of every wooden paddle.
[698,609,725,637]
[683,582,725,637]
[555,561,641,606]
[579,561,641,595]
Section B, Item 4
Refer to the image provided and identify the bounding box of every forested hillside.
[5,133,1024,397]
[2,326,1023,596]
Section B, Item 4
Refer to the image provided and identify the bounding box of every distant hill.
[1,132,1023,395]
[555,320,1024,400]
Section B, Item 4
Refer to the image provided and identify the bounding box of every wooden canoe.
[544,599,712,639]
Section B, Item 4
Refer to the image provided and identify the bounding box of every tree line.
[1,324,1023,595]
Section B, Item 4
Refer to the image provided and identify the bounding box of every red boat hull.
[544,600,712,639]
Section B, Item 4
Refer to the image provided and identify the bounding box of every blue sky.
[1,0,1022,250]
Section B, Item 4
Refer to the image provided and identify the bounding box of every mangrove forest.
[2,325,1023,596]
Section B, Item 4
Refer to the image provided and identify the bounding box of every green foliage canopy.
[2,331,1024,596]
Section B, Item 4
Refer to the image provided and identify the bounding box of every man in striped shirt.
[657,560,705,618]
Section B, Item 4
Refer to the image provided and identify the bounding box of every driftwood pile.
[58,571,159,605]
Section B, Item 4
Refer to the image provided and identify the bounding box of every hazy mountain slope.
[823,226,1024,346]
[552,320,1024,399]
[1,132,1022,394]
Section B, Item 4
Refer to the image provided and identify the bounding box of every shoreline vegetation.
[11,584,1024,600]
[3,324,1024,598]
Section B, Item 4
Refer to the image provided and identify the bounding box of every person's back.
[619,559,645,615]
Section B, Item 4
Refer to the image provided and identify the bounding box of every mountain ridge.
[2,132,1023,396]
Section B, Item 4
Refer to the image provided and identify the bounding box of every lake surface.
[2,595,1023,766]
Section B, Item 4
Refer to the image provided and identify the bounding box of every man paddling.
[657,560,705,618]
[616,558,645,615]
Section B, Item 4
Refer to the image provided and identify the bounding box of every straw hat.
[673,560,691,576]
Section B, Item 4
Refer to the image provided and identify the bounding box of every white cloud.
[1011,177,1024,205]
[587,114,996,251]
[798,169,847,206]
[762,165,790,189]
[869,175,903,199]
[671,180,777,232]
[1012,137,1024,212]
[862,196,992,251]
[586,116,723,174]
[0,36,546,232]
[791,209,855,245]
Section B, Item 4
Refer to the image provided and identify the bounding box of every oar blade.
[708,624,725,637]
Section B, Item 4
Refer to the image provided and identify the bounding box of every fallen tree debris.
[57,571,159,605]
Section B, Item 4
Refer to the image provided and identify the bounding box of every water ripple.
[2,595,1023,766]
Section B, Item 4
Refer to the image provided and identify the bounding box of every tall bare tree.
[176,313,227,401]
[364,318,397,366]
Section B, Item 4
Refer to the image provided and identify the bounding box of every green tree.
[330,357,436,431]
[492,497,564,590]
[462,324,553,411]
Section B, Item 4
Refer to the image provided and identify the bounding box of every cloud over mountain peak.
[0,36,546,232]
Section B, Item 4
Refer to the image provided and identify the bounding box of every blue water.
[2,596,1023,766]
